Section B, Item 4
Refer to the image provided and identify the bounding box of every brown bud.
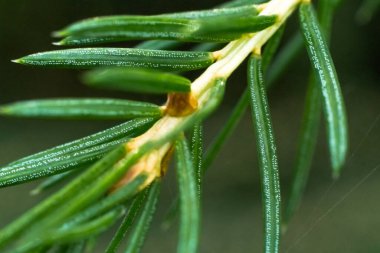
[165,92,198,117]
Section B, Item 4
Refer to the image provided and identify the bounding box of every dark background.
[0,0,379,252]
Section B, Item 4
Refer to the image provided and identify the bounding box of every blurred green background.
[0,0,379,252]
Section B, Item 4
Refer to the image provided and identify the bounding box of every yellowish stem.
[115,0,302,190]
